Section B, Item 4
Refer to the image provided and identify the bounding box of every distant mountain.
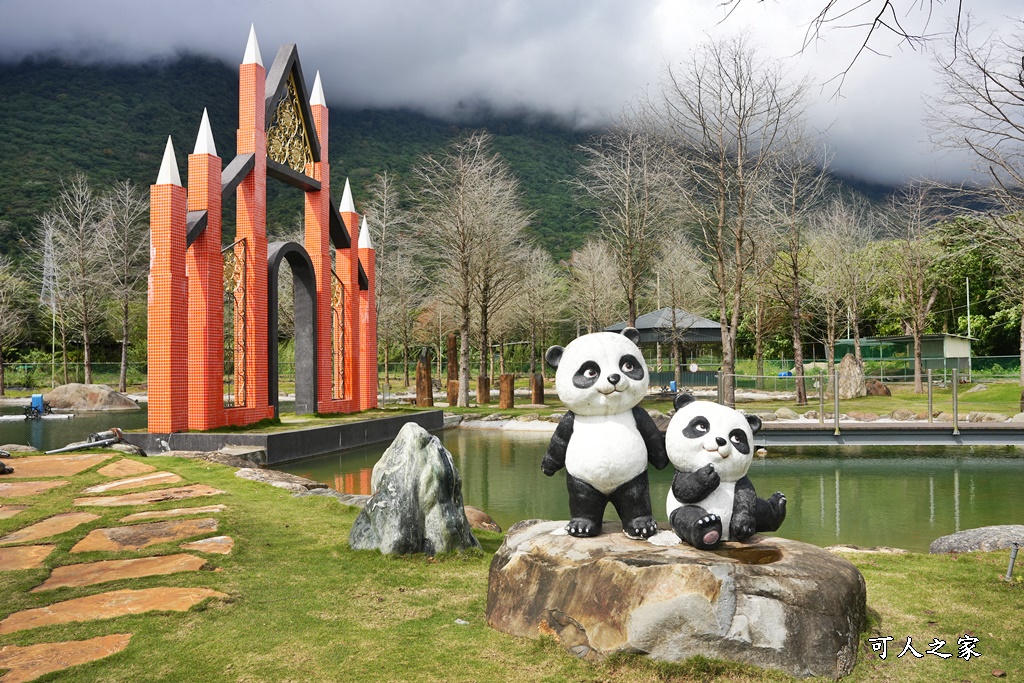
[0,55,899,263]
[0,56,598,260]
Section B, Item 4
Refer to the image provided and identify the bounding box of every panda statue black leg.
[755,492,787,532]
[608,471,659,539]
[670,505,723,550]
[565,473,607,537]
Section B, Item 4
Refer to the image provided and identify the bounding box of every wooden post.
[446,333,458,402]
[416,347,433,407]
[499,374,515,409]
[530,372,544,405]
[477,375,491,405]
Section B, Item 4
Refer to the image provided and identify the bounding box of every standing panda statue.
[542,328,668,539]
[665,393,786,549]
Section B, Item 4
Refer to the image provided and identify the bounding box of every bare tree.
[412,132,525,407]
[514,246,567,375]
[379,248,425,388]
[762,130,831,403]
[567,240,624,334]
[574,118,672,327]
[929,16,1024,385]
[38,214,72,385]
[96,180,149,392]
[0,252,31,396]
[47,173,105,384]
[883,184,943,393]
[473,197,530,403]
[722,0,965,89]
[652,233,713,386]
[653,34,809,406]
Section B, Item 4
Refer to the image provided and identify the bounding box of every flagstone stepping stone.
[0,587,228,634]
[0,545,56,570]
[98,459,157,477]
[181,535,234,555]
[32,553,207,592]
[81,471,182,494]
[73,484,225,507]
[0,512,100,545]
[1,453,111,478]
[0,505,29,519]
[0,481,68,498]
[70,517,218,553]
[0,633,132,683]
[119,504,227,523]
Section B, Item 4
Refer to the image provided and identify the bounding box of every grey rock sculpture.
[836,354,866,400]
[930,525,1024,554]
[349,422,480,556]
[487,520,866,679]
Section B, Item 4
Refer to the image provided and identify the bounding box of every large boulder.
[349,422,480,556]
[929,525,1024,554]
[45,384,140,411]
[865,379,891,397]
[487,520,865,679]
[835,354,866,400]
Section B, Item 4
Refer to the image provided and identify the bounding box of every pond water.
[6,405,1022,553]
[280,430,1024,553]
[0,405,149,452]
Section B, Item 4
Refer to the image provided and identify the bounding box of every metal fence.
[2,356,1021,393]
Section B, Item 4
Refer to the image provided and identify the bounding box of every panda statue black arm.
[671,463,721,504]
[541,411,575,476]
[631,405,669,470]
[729,475,758,540]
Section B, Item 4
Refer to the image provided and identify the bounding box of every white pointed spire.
[340,178,355,213]
[156,136,181,186]
[310,71,326,107]
[194,108,217,156]
[243,24,263,66]
[358,216,374,249]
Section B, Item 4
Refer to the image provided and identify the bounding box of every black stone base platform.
[123,410,443,465]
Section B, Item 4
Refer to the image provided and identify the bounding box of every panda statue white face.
[666,399,760,483]
[547,330,648,417]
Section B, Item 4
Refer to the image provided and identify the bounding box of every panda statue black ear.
[621,327,641,345]
[673,393,696,412]
[746,414,762,434]
[545,345,564,369]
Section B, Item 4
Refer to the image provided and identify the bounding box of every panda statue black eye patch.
[618,354,644,380]
[682,416,710,438]
[729,429,751,454]
[573,361,601,388]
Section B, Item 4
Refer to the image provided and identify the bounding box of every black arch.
[268,241,318,417]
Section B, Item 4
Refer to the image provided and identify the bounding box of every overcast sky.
[1,0,1019,184]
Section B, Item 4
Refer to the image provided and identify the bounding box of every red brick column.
[306,98,335,413]
[148,180,188,433]
[229,57,273,424]
[358,246,378,410]
[186,145,224,430]
[340,210,361,411]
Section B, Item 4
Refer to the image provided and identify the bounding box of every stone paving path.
[0,451,233,681]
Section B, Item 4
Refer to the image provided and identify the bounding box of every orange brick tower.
[186,109,224,430]
[148,138,188,432]
[146,26,378,434]
[358,216,379,411]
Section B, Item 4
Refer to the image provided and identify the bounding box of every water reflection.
[281,432,1024,553]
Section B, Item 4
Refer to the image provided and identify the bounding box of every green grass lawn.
[1,451,1020,682]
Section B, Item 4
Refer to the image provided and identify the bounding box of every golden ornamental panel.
[267,74,313,173]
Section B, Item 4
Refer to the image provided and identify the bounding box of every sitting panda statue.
[542,328,668,539]
[665,393,786,549]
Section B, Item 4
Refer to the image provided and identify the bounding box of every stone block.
[487,520,865,679]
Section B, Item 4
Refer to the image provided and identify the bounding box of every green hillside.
[0,56,596,260]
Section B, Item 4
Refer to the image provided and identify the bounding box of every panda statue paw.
[566,518,601,538]
[730,512,757,541]
[622,516,659,540]
[692,514,722,549]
